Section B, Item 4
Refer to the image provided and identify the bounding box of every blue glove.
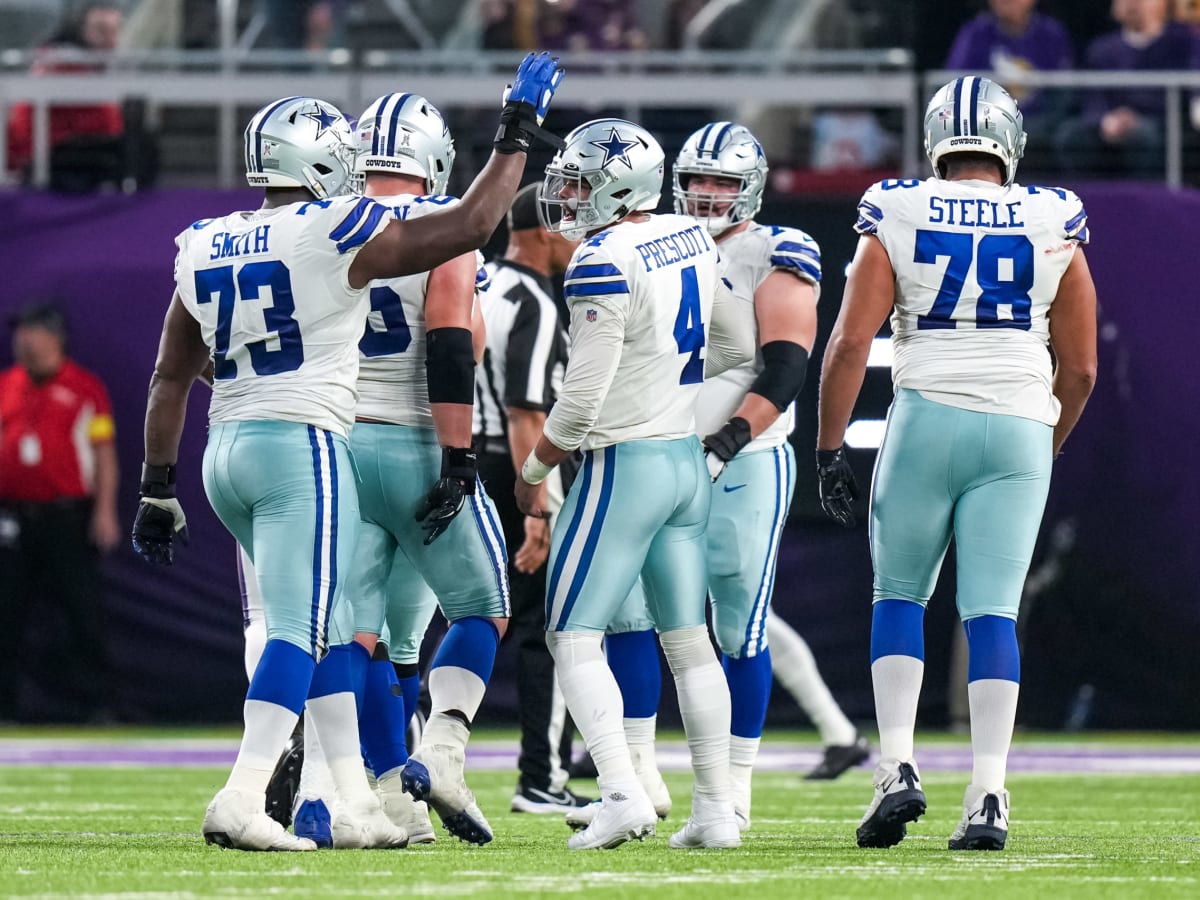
[495,51,566,154]
[816,447,859,528]
[504,51,565,125]
[132,463,190,564]
[414,447,478,545]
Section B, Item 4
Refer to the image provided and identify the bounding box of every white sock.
[660,626,731,803]
[871,655,925,764]
[767,614,857,746]
[968,679,1019,793]
[297,716,335,802]
[225,699,299,795]
[243,620,267,684]
[428,665,487,722]
[624,714,657,769]
[421,712,470,752]
[548,632,640,796]
[729,734,760,790]
[306,692,374,806]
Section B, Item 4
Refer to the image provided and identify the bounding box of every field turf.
[0,729,1196,898]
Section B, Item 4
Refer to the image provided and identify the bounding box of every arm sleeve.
[1061,191,1090,244]
[542,294,627,452]
[704,276,758,378]
[769,227,822,288]
[854,183,887,236]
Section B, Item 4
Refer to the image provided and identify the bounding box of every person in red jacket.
[0,304,120,722]
[5,2,126,189]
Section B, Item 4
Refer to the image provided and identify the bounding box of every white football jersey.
[543,213,728,452]
[856,177,1089,425]
[694,222,821,452]
[355,193,485,428]
[174,195,395,436]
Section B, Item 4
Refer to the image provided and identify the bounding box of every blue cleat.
[293,798,333,849]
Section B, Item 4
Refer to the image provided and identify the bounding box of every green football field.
[0,729,1197,898]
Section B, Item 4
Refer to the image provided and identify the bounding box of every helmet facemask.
[537,119,665,241]
[672,121,767,236]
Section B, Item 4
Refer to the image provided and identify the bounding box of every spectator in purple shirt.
[946,0,1074,122]
[1054,0,1200,179]
[946,0,1074,175]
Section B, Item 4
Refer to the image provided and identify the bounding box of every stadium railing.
[0,47,917,188]
[926,68,1200,190]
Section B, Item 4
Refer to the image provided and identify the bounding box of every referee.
[474,184,587,813]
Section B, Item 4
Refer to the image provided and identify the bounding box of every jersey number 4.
[674,265,706,384]
[915,230,1034,331]
[195,261,303,379]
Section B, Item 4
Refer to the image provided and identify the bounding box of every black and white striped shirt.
[474,259,568,445]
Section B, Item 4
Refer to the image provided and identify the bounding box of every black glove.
[702,417,752,483]
[415,447,478,545]
[132,463,189,565]
[816,446,859,528]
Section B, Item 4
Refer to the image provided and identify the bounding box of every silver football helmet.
[354,92,456,195]
[243,96,356,198]
[673,121,768,236]
[537,118,664,242]
[924,76,1026,186]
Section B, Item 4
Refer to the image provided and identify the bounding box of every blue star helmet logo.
[589,127,639,170]
[304,104,341,138]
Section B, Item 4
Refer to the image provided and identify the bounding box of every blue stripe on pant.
[203,420,358,658]
[546,437,710,634]
[708,443,796,658]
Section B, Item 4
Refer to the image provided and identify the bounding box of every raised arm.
[348,53,565,287]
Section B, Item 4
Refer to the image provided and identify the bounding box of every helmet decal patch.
[589,127,639,170]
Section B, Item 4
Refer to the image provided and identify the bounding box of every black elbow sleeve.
[425,327,476,405]
[749,341,810,411]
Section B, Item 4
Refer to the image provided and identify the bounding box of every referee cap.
[507,183,542,233]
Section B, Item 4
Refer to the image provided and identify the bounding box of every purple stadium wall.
[0,183,1196,728]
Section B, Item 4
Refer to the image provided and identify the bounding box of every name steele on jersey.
[634,222,710,272]
[209,224,272,260]
[928,197,1024,229]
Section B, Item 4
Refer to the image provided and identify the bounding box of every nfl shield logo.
[586,309,597,322]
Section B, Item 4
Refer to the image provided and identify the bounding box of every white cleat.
[631,746,672,820]
[401,744,493,845]
[948,784,1009,851]
[566,763,670,831]
[202,788,318,852]
[331,798,409,849]
[380,778,436,845]
[669,795,741,849]
[731,777,752,833]
[567,790,657,850]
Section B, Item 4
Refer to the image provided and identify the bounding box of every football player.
[817,76,1096,851]
[567,122,867,836]
[340,91,509,846]
[515,118,757,850]
[132,52,565,852]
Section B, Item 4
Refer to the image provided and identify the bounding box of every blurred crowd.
[5,0,1200,189]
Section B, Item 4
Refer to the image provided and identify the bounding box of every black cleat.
[806,734,871,780]
[948,786,1009,851]
[856,760,926,848]
[511,784,595,814]
[264,721,304,829]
